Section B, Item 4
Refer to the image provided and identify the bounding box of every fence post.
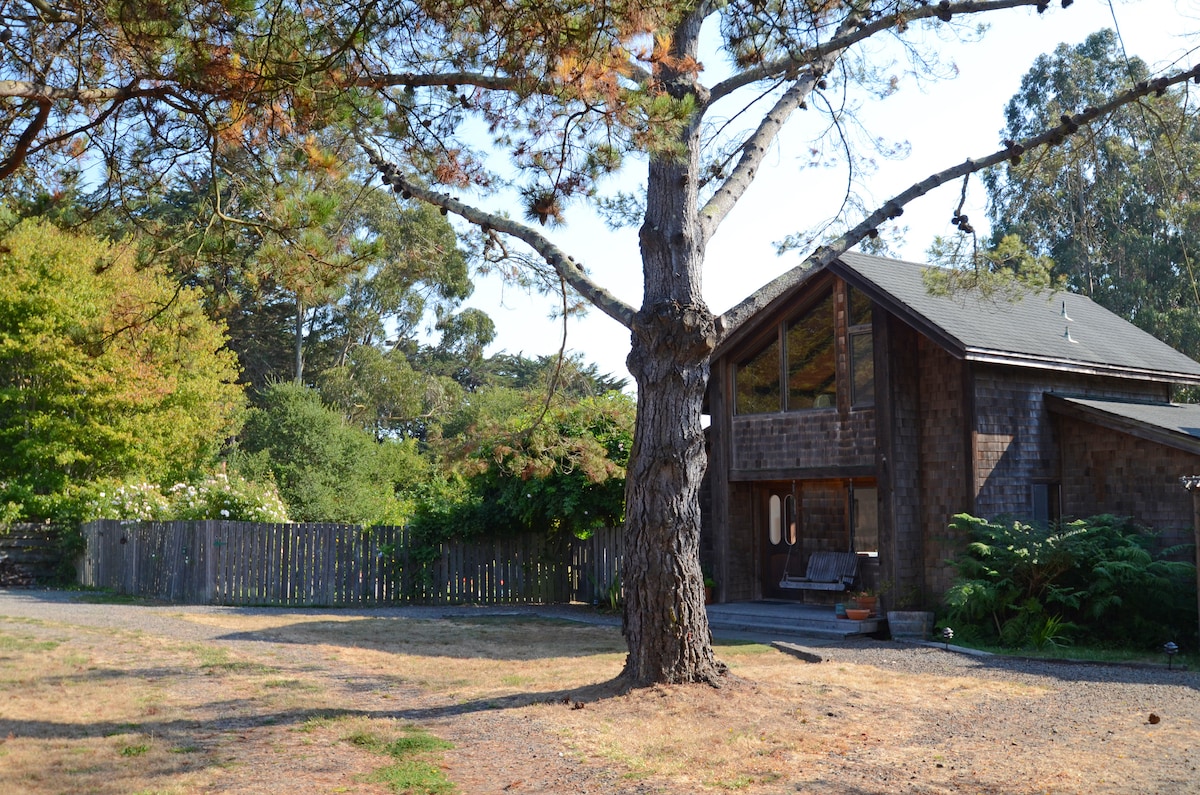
[203,521,215,604]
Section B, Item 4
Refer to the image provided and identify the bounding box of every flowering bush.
[87,481,171,521]
[84,471,289,523]
[167,472,289,523]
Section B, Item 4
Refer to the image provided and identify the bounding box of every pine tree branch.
[698,10,867,239]
[716,62,1200,341]
[0,98,49,179]
[356,136,638,330]
[708,0,1062,103]
[0,79,177,104]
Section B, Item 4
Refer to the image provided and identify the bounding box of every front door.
[759,479,878,599]
[762,484,801,600]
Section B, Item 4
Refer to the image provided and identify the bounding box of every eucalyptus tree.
[986,29,1200,360]
[6,0,1200,686]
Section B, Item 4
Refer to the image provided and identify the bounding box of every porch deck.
[706,600,883,640]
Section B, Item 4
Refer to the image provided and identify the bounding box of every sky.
[457,0,1200,388]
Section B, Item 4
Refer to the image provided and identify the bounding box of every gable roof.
[822,252,1200,384]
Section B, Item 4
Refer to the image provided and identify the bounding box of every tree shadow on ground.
[212,615,629,661]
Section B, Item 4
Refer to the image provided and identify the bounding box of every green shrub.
[942,514,1197,651]
[82,471,290,523]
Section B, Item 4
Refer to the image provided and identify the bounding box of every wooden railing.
[79,520,623,607]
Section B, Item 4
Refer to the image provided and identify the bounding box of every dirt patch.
[0,592,1197,794]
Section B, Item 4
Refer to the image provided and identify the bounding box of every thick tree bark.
[619,6,727,683]
[622,300,726,685]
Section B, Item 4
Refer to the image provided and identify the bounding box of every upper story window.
[848,286,874,407]
[734,281,875,416]
[734,335,780,415]
[786,289,837,410]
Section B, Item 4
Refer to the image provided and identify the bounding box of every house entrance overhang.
[1045,394,1200,456]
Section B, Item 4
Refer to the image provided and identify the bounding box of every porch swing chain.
[779,481,799,585]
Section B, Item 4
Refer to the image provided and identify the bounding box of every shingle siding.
[1058,416,1194,547]
[730,410,874,473]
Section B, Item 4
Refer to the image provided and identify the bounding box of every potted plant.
[849,590,876,615]
[852,580,893,616]
[704,575,717,604]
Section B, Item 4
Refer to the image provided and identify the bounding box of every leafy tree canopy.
[0,218,243,518]
[234,380,427,524]
[412,388,634,540]
[986,29,1200,360]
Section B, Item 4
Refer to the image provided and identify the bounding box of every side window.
[852,486,879,556]
[785,289,836,411]
[735,335,780,415]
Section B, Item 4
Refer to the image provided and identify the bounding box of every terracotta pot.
[845,608,871,620]
[853,596,878,614]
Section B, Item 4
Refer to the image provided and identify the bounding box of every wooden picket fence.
[78,520,623,607]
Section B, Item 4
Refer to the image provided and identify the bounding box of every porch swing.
[775,483,859,592]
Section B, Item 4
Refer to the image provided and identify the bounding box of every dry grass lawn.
[0,606,1194,794]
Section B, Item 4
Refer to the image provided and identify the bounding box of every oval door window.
[768,495,781,545]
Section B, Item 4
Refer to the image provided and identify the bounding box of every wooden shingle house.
[702,252,1200,609]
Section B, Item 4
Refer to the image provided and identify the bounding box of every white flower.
[220,509,230,517]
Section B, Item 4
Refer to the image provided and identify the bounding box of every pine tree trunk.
[294,297,305,385]
[620,36,726,680]
[622,301,726,685]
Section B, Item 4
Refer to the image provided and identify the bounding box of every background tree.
[986,29,1200,360]
[235,380,427,524]
[0,218,243,518]
[411,389,634,542]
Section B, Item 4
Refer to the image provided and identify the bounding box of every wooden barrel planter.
[887,611,934,640]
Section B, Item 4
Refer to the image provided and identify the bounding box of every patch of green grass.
[120,743,151,757]
[72,591,165,606]
[191,644,277,674]
[384,731,452,756]
[0,632,60,653]
[261,678,321,691]
[346,730,383,751]
[104,722,142,736]
[369,759,455,794]
[714,640,774,655]
[296,713,350,734]
[947,638,1185,666]
[349,725,455,794]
